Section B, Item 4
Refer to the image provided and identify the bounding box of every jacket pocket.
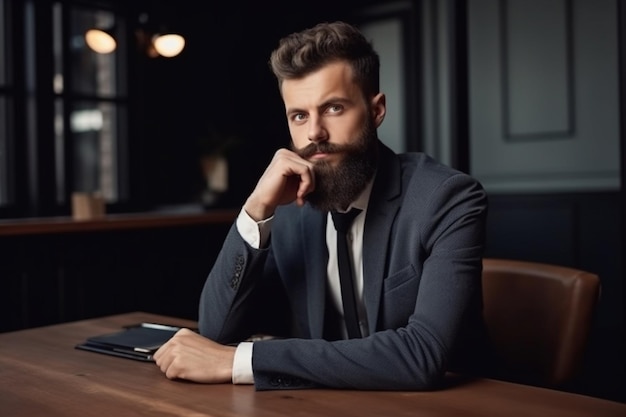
[379,264,420,328]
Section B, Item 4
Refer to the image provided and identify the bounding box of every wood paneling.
[0,211,235,333]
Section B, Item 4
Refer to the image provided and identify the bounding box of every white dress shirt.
[231,181,373,384]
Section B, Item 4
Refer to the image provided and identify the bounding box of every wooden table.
[1,312,624,417]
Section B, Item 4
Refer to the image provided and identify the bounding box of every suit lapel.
[362,143,403,333]
[301,205,329,338]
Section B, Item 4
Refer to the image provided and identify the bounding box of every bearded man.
[154,21,489,391]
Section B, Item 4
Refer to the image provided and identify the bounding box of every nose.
[307,115,328,143]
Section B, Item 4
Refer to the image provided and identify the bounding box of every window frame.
[0,0,136,219]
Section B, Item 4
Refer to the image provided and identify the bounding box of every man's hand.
[153,328,236,384]
[244,148,315,221]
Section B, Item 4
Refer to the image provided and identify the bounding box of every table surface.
[1,312,624,417]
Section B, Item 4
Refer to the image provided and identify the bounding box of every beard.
[291,119,378,212]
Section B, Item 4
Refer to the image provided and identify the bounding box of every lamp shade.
[152,33,185,57]
[85,28,117,54]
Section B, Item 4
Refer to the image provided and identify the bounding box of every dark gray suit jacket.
[199,141,488,390]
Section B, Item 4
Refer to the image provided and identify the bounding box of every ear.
[370,93,386,128]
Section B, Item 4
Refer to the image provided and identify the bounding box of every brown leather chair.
[481,258,601,388]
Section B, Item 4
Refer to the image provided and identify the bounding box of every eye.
[327,104,343,114]
[291,112,307,123]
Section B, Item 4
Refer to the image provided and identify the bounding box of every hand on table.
[153,328,236,384]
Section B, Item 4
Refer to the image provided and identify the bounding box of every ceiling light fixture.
[152,33,185,58]
[85,28,117,54]
[136,12,185,58]
[85,13,186,58]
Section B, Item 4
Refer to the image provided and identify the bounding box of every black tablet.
[75,323,185,362]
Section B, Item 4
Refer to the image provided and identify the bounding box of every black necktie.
[331,208,362,339]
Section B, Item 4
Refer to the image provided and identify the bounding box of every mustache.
[294,142,348,159]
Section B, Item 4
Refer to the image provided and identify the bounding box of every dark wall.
[0,221,232,333]
[133,2,367,208]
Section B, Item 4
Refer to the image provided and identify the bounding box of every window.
[0,0,130,218]
[53,3,129,205]
[0,0,12,207]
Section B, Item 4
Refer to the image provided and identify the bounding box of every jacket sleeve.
[198,223,291,344]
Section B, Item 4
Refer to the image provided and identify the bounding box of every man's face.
[281,61,386,211]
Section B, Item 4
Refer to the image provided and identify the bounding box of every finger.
[152,339,168,362]
[154,346,174,375]
[296,164,315,200]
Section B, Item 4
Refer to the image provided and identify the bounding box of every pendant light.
[152,33,185,58]
[85,27,116,54]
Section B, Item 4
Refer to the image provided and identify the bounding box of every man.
[154,21,488,390]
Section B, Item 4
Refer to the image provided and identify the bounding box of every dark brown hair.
[269,21,380,98]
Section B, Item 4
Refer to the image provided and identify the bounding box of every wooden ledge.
[0,208,238,236]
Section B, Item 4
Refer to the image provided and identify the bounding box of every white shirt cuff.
[236,209,273,249]
[232,342,254,384]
